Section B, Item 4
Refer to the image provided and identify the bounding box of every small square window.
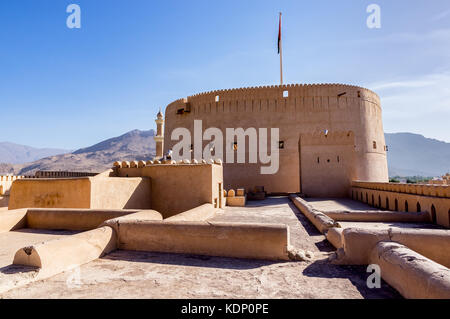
[283,90,289,98]
[279,141,285,149]
[373,141,377,149]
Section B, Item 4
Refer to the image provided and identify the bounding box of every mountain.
[0,142,68,164]
[1,130,448,178]
[385,133,450,177]
[0,129,156,176]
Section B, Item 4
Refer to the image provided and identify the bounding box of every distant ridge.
[0,142,68,164]
[1,130,448,178]
[385,132,450,177]
[0,129,156,176]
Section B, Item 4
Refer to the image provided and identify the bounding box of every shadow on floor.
[101,250,286,271]
[302,259,402,299]
[0,264,38,275]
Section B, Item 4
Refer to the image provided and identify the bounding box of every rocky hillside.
[1,130,448,178]
[0,130,156,176]
[0,142,68,164]
[385,132,450,177]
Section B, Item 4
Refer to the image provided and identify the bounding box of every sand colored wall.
[334,228,450,267]
[300,132,356,197]
[105,219,289,261]
[89,176,151,210]
[25,208,154,231]
[324,210,430,223]
[9,178,92,210]
[352,181,450,227]
[164,84,388,196]
[370,241,450,299]
[8,175,152,211]
[0,209,28,233]
[115,162,224,218]
[13,226,116,279]
[164,204,217,222]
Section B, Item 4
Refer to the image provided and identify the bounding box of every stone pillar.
[154,110,164,160]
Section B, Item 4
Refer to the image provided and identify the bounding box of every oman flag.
[278,13,282,54]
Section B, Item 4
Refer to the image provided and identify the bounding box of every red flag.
[278,13,281,54]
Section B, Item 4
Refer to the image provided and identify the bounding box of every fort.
[0,83,449,299]
[164,84,388,197]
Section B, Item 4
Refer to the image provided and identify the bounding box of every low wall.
[352,181,450,227]
[89,176,151,210]
[370,241,450,299]
[333,228,450,267]
[105,219,290,261]
[25,208,160,231]
[13,226,116,278]
[115,162,224,218]
[0,209,28,233]
[9,178,92,210]
[164,204,217,222]
[324,210,430,223]
[8,175,152,211]
[289,195,340,234]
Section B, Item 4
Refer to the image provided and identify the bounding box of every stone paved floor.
[0,197,401,299]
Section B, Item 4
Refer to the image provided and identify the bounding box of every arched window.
[416,202,421,213]
[431,205,437,224]
[395,199,398,211]
[405,201,409,212]
[378,195,381,208]
[386,198,389,210]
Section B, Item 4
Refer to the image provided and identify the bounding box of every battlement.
[187,83,378,98]
[113,159,223,169]
[165,83,380,117]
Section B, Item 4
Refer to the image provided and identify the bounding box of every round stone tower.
[154,110,164,160]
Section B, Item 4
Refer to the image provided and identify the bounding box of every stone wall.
[351,181,450,227]
[114,160,224,218]
[163,84,388,197]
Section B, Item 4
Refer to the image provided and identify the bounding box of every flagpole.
[279,12,283,86]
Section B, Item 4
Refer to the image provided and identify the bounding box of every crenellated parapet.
[352,181,450,198]
[112,158,222,169]
[351,181,450,227]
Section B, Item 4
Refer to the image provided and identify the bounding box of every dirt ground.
[0,197,401,299]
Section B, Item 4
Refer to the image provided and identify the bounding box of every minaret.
[154,109,164,160]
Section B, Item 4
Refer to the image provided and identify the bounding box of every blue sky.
[0,0,449,149]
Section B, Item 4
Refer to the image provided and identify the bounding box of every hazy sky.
[1,0,449,149]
